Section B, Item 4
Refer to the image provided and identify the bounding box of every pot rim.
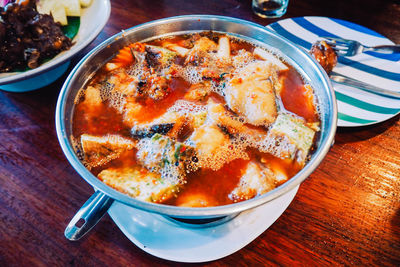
[56,14,337,218]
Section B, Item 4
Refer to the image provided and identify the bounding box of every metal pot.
[56,15,337,240]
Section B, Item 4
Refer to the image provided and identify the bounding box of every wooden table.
[1,0,399,265]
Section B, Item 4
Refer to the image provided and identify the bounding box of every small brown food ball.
[310,40,337,74]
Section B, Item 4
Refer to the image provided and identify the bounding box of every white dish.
[108,185,299,263]
[0,0,111,92]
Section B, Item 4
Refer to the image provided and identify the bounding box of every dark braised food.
[310,40,337,74]
[0,0,72,72]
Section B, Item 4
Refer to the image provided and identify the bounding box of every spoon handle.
[330,72,400,99]
[64,190,114,241]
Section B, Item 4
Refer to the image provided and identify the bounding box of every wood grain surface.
[1,0,399,266]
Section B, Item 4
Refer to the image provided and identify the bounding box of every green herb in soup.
[72,32,321,207]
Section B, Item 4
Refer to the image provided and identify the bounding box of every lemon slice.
[79,0,92,7]
[36,0,67,25]
[51,2,68,25]
[62,0,81,17]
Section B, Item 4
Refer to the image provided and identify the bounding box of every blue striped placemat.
[267,17,400,127]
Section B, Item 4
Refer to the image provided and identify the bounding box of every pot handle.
[64,190,114,241]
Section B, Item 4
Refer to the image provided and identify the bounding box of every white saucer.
[108,185,299,263]
[268,17,400,127]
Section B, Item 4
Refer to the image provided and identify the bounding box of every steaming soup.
[72,32,320,207]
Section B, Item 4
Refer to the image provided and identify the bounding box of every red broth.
[72,32,320,207]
